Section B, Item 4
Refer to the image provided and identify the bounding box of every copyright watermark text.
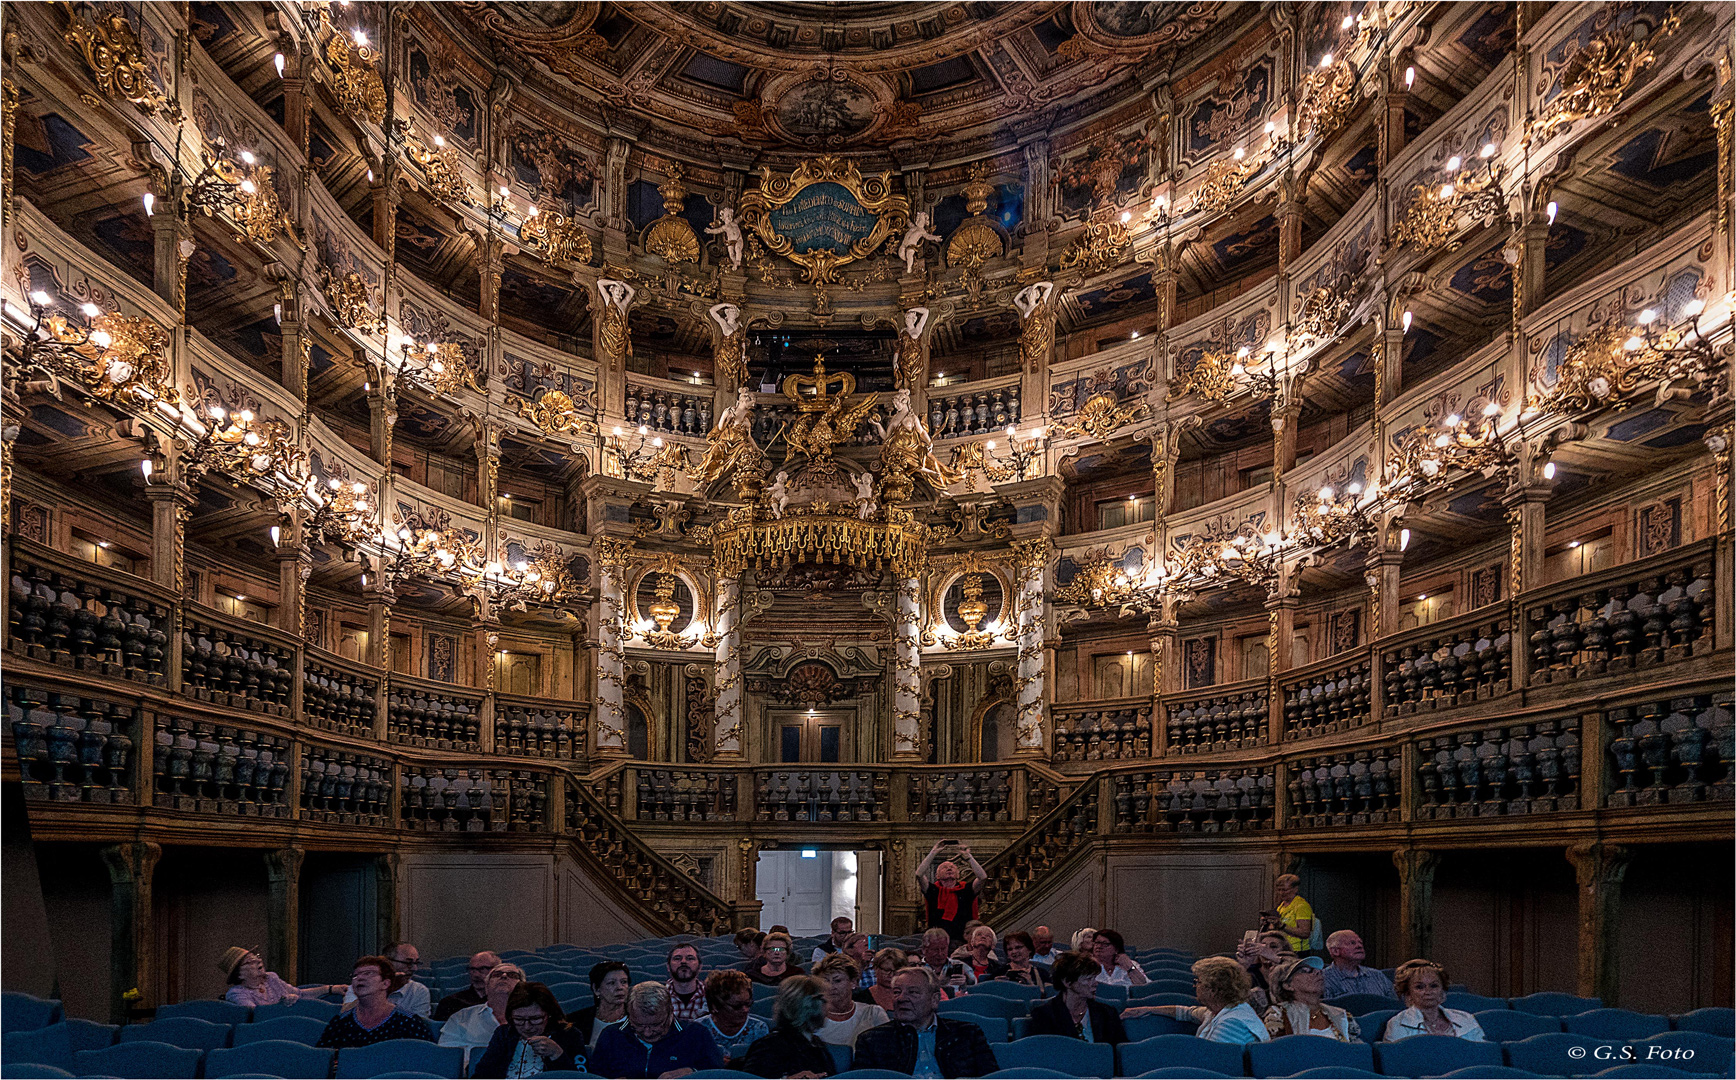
[1566,1045,1697,1063]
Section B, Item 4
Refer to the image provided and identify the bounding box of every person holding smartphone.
[915,841,986,945]
[917,927,975,996]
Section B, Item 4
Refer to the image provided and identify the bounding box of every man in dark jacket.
[588,982,724,1079]
[852,967,998,1078]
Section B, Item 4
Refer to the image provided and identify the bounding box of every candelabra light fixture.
[1535,296,1733,415]
[181,403,305,487]
[1,292,180,410]
[517,203,594,266]
[1384,400,1518,498]
[607,424,686,484]
[975,425,1047,483]
[183,142,291,246]
[1392,143,1509,253]
[1170,341,1281,404]
[303,474,379,546]
[398,339,482,395]
[401,127,473,206]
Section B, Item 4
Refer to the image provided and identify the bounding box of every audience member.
[221,946,340,1008]
[741,976,835,1078]
[1090,928,1149,987]
[1238,931,1296,1010]
[696,970,768,1066]
[317,956,437,1048]
[842,933,876,990]
[747,931,804,985]
[570,960,631,1051]
[851,966,998,1078]
[434,950,502,1021]
[1028,926,1059,967]
[438,962,525,1051]
[471,981,587,1078]
[1262,956,1358,1041]
[916,842,985,945]
[813,953,888,1047]
[1383,960,1486,1042]
[810,917,856,965]
[589,982,725,1078]
[769,925,792,935]
[1322,930,1395,999]
[917,927,975,994]
[998,931,1049,990]
[856,947,906,1012]
[1069,928,1097,954]
[1028,951,1127,1045]
[1127,956,1269,1044]
[665,943,708,1022]
[341,941,431,1018]
[961,925,1006,980]
[1270,874,1316,954]
[734,929,766,966]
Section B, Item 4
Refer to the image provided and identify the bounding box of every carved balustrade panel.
[387,683,483,751]
[1382,612,1512,716]
[637,768,738,821]
[181,611,295,717]
[495,697,586,760]
[625,380,713,438]
[152,714,292,817]
[566,781,732,934]
[1113,767,1276,833]
[982,782,1100,913]
[6,683,139,804]
[1051,703,1151,763]
[1282,658,1372,741]
[1164,685,1267,753]
[906,769,1013,822]
[1287,747,1401,827]
[759,770,889,822]
[1527,549,1716,687]
[401,767,507,831]
[929,382,1022,440]
[1415,717,1581,819]
[8,547,172,686]
[1027,771,1064,817]
[300,745,391,826]
[1606,692,1733,808]
[303,652,379,738]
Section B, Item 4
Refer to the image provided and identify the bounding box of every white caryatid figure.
[897,211,942,275]
[595,279,637,368]
[1012,280,1055,321]
[705,207,744,269]
[708,302,749,387]
[1013,281,1056,375]
[896,306,930,390]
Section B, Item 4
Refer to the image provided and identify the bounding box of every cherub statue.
[767,471,790,519]
[705,207,744,269]
[688,386,765,498]
[897,211,942,275]
[852,472,878,519]
[870,389,962,503]
[708,302,749,387]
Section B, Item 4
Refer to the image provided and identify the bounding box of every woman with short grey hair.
[741,975,835,1077]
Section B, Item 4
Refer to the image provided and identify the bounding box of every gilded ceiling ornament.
[1528,11,1679,144]
[1168,344,1247,403]
[644,164,701,264]
[514,388,592,440]
[947,164,1004,271]
[1189,155,1261,216]
[1292,284,1352,345]
[321,270,385,335]
[872,389,962,504]
[736,156,911,284]
[400,341,482,396]
[1393,158,1507,254]
[519,205,593,265]
[62,5,181,120]
[1297,59,1359,142]
[1050,378,1150,440]
[1059,218,1132,275]
[404,129,472,206]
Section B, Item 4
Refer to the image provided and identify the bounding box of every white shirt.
[344,979,432,1018]
[437,1002,501,1049]
[1383,1006,1486,1042]
[1096,961,1145,987]
[818,1003,889,1047]
[811,942,850,966]
[1030,948,1059,967]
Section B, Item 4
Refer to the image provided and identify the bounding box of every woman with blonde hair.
[1383,960,1486,1041]
[741,975,834,1078]
[856,947,905,1012]
[1123,956,1269,1044]
[813,953,888,1047]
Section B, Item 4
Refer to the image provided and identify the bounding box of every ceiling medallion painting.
[765,72,885,148]
[738,156,911,284]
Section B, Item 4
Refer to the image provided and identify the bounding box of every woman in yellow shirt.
[1273,874,1315,953]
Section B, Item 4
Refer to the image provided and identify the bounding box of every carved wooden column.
[478,236,505,324]
[365,576,394,740]
[1392,848,1440,960]
[731,838,763,929]
[367,374,397,468]
[1147,606,1178,756]
[264,847,305,984]
[275,276,307,397]
[101,841,162,1022]
[150,209,192,318]
[1501,483,1550,600]
[1266,573,1300,747]
[1567,842,1632,1005]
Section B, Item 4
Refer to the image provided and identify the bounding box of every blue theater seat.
[1285,1070,1383,1079]
[4,1023,72,1071]
[984,1070,1077,1078]
[1589,1068,1703,1078]
[946,1013,1009,1042]
[1504,1033,1625,1076]
[1474,1010,1562,1042]
[204,1040,336,1079]
[827,1041,852,1074]
[72,1041,203,1079]
[1509,993,1603,1016]
[333,1039,464,1079]
[1116,1035,1241,1077]
[156,1000,252,1026]
[992,1034,1114,1077]
[5,1067,76,1079]
[1631,1031,1735,1070]
[1566,1009,1673,1039]
[0,992,63,1034]
[1124,1014,1197,1041]
[1354,1009,1396,1043]
[831,1071,915,1078]
[1133,1071,1234,1080]
[117,1017,232,1051]
[250,998,339,1022]
[1674,1008,1735,1038]
[1325,993,1399,1017]
[1247,1034,1373,1077]
[1445,993,1511,1013]
[232,1016,328,1045]
[681,1071,758,1079]
[1436,1069,1546,1078]
[968,982,1042,1002]
[1374,1033,1504,1076]
[942,995,1028,1020]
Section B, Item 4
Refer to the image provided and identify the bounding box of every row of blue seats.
[5,1031,1729,1080]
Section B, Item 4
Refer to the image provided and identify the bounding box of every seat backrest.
[1327,992,1403,1016]
[4,1066,75,1079]
[1143,980,1197,996]
[1445,992,1511,1013]
[1355,1010,1397,1044]
[1631,1030,1736,1065]
[1433,1067,1547,1078]
[984,1069,1077,1078]
[1475,1009,1561,1042]
[205,1039,336,1079]
[992,1033,1115,1078]
[3,1022,73,1070]
[1584,1067,1698,1078]
[1505,1032,1624,1076]
[1565,1009,1672,1039]
[333,1038,465,1079]
[831,1070,912,1078]
[1285,1070,1384,1079]
[117,1016,233,1050]
[945,1012,1010,1042]
[1132,1070,1234,1079]
[72,1040,204,1079]
[157,1000,253,1026]
[1510,992,1603,1016]
[1247,1033,1374,1078]
[942,994,1025,1019]
[969,982,1041,1001]
[251,998,340,1022]
[233,1015,329,1045]
[1673,1008,1735,1037]
[1123,1014,1196,1041]
[1093,986,1128,1006]
[1117,1035,1242,1077]
[1373,1033,1504,1077]
[0,992,64,1034]
[826,1040,853,1075]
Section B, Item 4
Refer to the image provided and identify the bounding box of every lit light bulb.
[1347,483,1362,495]
[1440,183,1455,198]
[1130,331,1140,340]
[1119,210,1131,223]
[90,330,113,349]
[1236,346,1251,359]
[433,134,445,147]
[367,168,374,182]
[241,150,256,165]
[613,426,624,436]
[1319,485,1335,501]
[1623,335,1643,351]
[1232,146,1245,160]
[141,459,153,478]
[1684,298,1705,317]
[1638,308,1657,325]
[527,204,539,216]
[1401,310,1413,333]
[80,302,101,318]
[1546,201,1558,224]
[986,441,996,450]
[1399,528,1411,551]
[1543,462,1556,480]
[500,185,510,198]
[143,192,154,216]
[1444,414,1461,427]
[1480,142,1497,158]
[1264,120,1276,135]
[1483,401,1501,417]
[30,290,52,307]
[637,425,649,435]
[1404,66,1415,88]
[352,28,368,47]
[240,179,256,194]
[1341,14,1354,28]
[1320,52,1334,67]
[270,526,281,545]
[1445,155,1462,172]
[274,53,285,77]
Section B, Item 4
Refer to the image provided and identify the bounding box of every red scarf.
[933,881,976,923]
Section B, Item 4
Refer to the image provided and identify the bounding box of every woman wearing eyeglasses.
[472,982,588,1078]
[747,931,806,985]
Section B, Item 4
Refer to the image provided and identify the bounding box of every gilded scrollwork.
[736,156,912,284]
[62,6,180,120]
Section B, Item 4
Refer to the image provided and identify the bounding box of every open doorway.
[756,848,882,936]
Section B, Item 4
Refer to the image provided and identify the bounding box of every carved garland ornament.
[1059,219,1133,276]
[736,156,911,284]
[515,387,594,439]
[519,206,593,265]
[62,6,181,120]
[1529,11,1680,144]
[322,270,385,335]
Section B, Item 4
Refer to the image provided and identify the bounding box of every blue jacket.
[588,1020,725,1078]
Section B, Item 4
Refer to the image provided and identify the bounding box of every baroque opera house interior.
[0,0,1733,1077]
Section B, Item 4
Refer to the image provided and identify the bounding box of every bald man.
[916,841,987,945]
[1029,926,1059,967]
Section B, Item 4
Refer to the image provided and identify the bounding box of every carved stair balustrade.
[905,769,1011,821]
[1114,767,1276,833]
[1051,702,1152,762]
[565,780,733,935]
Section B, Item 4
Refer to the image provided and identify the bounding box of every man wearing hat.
[1261,955,1359,1041]
[221,946,345,1008]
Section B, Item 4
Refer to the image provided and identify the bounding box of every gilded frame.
[737,156,911,283]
